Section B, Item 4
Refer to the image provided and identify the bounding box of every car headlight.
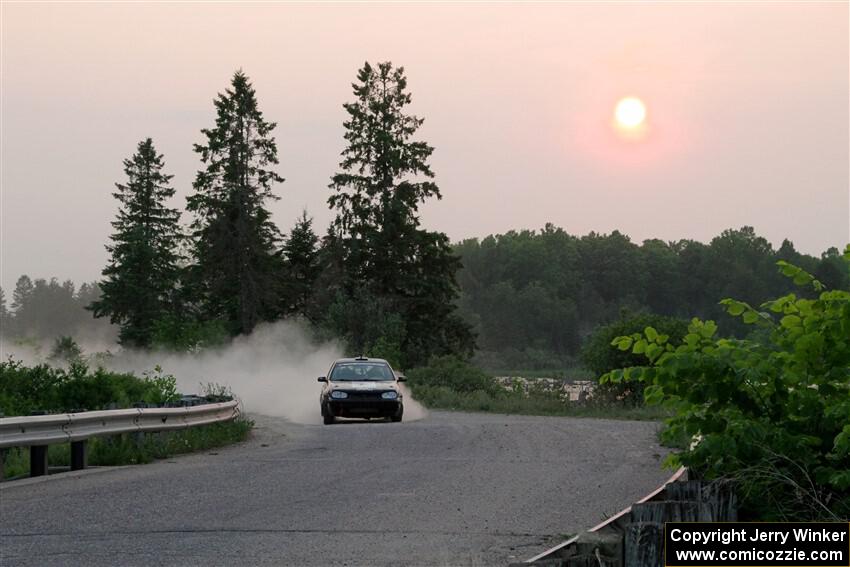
[330,391,348,399]
[381,391,398,400]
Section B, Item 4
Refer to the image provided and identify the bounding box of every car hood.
[330,381,399,392]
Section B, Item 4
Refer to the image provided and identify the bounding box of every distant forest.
[3,225,846,370]
[455,226,848,369]
[1,63,847,371]
[0,278,113,344]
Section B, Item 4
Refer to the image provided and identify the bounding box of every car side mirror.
[317,376,327,382]
[397,375,407,382]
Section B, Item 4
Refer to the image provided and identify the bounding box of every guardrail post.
[0,448,6,480]
[70,440,87,470]
[30,445,48,477]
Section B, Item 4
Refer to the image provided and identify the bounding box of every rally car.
[318,357,405,425]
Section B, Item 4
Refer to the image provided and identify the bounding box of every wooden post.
[624,481,738,567]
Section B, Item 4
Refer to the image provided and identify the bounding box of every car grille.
[342,391,388,401]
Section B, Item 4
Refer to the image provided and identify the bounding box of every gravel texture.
[0,411,671,566]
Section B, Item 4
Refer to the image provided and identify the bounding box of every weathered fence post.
[624,481,737,567]
[571,532,623,567]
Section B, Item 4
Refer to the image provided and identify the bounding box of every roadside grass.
[411,385,671,421]
[1,417,253,480]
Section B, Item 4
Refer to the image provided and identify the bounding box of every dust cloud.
[109,321,343,424]
[3,320,428,424]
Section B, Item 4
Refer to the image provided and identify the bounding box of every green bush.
[603,249,850,520]
[0,360,180,416]
[581,311,688,406]
[407,354,501,395]
[48,336,84,364]
[140,365,180,405]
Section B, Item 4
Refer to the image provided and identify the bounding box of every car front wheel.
[322,403,335,425]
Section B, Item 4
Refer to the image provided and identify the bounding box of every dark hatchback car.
[318,357,405,424]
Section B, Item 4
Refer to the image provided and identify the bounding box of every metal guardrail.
[0,400,240,478]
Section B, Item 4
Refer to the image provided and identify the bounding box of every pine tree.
[0,287,10,335]
[187,70,285,335]
[308,226,349,327]
[90,138,182,347]
[281,211,319,318]
[328,61,474,366]
[11,275,33,314]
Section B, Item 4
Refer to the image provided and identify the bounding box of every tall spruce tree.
[187,70,285,335]
[281,211,319,317]
[0,287,10,334]
[328,61,474,366]
[11,275,33,314]
[90,138,182,347]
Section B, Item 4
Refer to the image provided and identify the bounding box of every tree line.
[1,277,110,342]
[455,225,848,370]
[6,221,845,371]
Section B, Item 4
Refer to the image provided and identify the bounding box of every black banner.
[665,522,850,567]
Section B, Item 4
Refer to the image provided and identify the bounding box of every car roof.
[333,357,390,364]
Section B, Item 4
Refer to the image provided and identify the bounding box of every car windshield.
[330,362,394,382]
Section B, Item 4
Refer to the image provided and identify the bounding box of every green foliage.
[602,248,850,520]
[407,354,501,395]
[48,336,84,365]
[0,359,177,415]
[366,330,405,370]
[141,365,179,405]
[581,312,688,405]
[187,70,285,336]
[150,315,229,352]
[455,225,846,370]
[90,138,182,348]
[326,61,475,368]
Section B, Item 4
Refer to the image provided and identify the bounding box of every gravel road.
[0,411,670,566]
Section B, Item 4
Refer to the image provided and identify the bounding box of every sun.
[614,97,647,129]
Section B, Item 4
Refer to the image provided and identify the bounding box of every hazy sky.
[2,2,848,291]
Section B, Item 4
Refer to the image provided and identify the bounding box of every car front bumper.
[326,399,402,418]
